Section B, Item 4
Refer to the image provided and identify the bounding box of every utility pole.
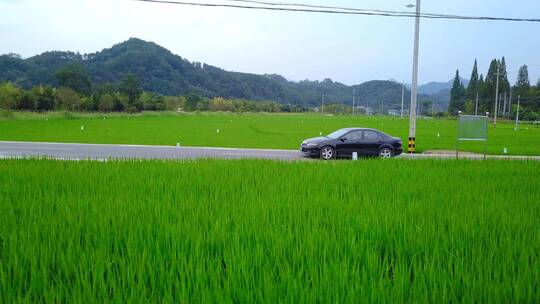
[401,82,405,118]
[515,95,520,130]
[408,0,421,153]
[321,93,324,115]
[502,91,507,118]
[494,65,500,125]
[352,87,355,116]
[366,99,369,115]
[508,87,512,118]
[500,93,503,114]
[475,92,479,115]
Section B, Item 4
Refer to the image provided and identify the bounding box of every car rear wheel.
[378,147,394,159]
[320,146,335,160]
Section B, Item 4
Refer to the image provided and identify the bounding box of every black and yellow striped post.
[408,137,416,153]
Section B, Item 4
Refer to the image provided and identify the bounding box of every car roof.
[341,127,379,132]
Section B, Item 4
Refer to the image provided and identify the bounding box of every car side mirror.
[340,137,348,142]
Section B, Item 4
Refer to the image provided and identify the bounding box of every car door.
[336,130,363,157]
[360,130,382,156]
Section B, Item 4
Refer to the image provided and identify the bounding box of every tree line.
[449,58,540,121]
[0,64,308,114]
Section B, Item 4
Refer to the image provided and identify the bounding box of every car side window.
[345,131,363,141]
[363,130,380,140]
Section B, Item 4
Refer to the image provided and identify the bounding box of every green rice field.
[1,111,539,155]
[1,159,538,302]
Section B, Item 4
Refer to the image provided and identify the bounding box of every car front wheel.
[320,146,335,160]
[378,147,394,159]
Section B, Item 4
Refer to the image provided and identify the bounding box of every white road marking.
[0,146,77,151]
[223,153,295,158]
[0,141,297,152]
[182,146,297,152]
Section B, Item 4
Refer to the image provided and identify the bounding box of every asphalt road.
[1,141,539,161]
[0,141,306,160]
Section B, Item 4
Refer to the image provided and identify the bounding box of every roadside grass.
[0,111,538,155]
[0,159,538,302]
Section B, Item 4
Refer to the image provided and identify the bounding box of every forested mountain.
[0,38,425,109]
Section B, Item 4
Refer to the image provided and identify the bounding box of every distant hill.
[418,79,465,95]
[0,38,429,110]
[409,78,469,105]
[429,88,451,102]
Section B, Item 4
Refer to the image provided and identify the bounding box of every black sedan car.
[300,128,403,160]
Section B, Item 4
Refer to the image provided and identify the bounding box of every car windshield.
[326,129,350,139]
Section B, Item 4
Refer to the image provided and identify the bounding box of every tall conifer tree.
[449,70,466,114]
[500,57,510,94]
[516,65,530,89]
[466,59,479,100]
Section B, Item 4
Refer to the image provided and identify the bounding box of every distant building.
[388,109,409,116]
[354,106,374,115]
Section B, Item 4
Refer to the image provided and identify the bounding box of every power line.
[131,0,425,18]
[225,0,432,16]
[132,0,540,22]
[225,0,505,20]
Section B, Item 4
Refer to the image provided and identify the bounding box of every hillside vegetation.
[0,38,424,108]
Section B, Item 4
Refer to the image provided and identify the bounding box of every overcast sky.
[1,0,539,85]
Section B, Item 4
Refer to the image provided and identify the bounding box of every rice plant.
[0,159,538,302]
